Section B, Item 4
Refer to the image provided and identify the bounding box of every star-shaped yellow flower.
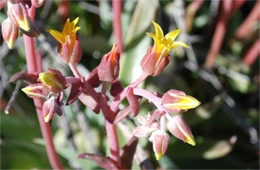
[48,17,80,47]
[147,21,189,58]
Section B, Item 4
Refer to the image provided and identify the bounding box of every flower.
[147,21,189,58]
[168,115,196,146]
[161,89,200,113]
[48,17,82,64]
[141,21,189,76]
[149,130,170,160]
[97,44,120,82]
[38,69,66,94]
[1,17,19,49]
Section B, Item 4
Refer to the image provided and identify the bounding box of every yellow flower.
[47,17,83,64]
[147,21,189,58]
[48,17,80,44]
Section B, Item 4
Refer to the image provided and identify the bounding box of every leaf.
[120,136,138,169]
[78,153,119,170]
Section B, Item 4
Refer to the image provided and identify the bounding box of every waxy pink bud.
[31,0,45,8]
[168,115,195,146]
[141,47,170,76]
[149,130,170,160]
[98,44,120,82]
[0,0,7,10]
[7,3,30,31]
[22,83,48,99]
[38,69,66,94]
[1,18,19,49]
[42,97,59,123]
[161,89,200,113]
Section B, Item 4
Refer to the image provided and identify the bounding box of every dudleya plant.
[8,14,200,169]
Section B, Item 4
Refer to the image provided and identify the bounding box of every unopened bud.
[7,3,30,31]
[149,130,170,160]
[42,97,58,123]
[38,69,66,93]
[1,18,19,49]
[161,89,200,113]
[168,115,196,146]
[98,44,120,82]
[22,83,48,99]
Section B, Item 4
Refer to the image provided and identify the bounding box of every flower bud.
[1,18,19,49]
[133,126,155,138]
[42,97,58,123]
[149,130,170,160]
[7,3,30,31]
[22,83,48,98]
[0,0,7,10]
[141,47,170,76]
[31,0,45,8]
[98,44,120,82]
[168,115,195,146]
[38,69,66,94]
[161,89,200,113]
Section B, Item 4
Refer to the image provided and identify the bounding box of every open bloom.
[48,17,82,64]
[141,21,189,76]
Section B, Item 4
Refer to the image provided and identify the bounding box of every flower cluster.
[133,90,200,160]
[1,0,44,48]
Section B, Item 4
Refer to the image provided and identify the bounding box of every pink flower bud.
[1,18,19,49]
[22,83,48,99]
[149,130,170,160]
[7,3,30,31]
[168,115,196,146]
[161,89,200,113]
[38,69,67,94]
[98,44,120,82]
[42,97,58,123]
[31,0,45,8]
[0,0,7,10]
[141,47,170,76]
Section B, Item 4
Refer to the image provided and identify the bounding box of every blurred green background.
[0,0,259,169]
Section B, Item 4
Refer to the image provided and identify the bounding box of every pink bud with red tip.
[168,115,196,146]
[1,18,19,49]
[149,130,170,160]
[98,44,120,83]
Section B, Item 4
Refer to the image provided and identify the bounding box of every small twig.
[4,81,22,114]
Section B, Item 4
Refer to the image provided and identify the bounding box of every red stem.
[112,0,123,53]
[24,6,63,169]
[243,40,260,66]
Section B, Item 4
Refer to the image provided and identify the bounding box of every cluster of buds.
[1,0,44,48]
[141,21,189,76]
[133,89,200,160]
[12,68,84,122]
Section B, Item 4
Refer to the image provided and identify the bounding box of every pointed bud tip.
[186,136,196,146]
[44,114,51,123]
[155,152,162,160]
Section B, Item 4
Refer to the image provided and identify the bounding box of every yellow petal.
[155,152,162,160]
[72,26,80,33]
[72,17,79,28]
[165,29,180,41]
[186,135,196,146]
[48,29,65,44]
[62,18,72,34]
[18,19,30,32]
[39,72,63,90]
[171,41,190,49]
[152,21,164,39]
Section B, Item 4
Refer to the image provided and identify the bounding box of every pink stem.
[24,6,63,169]
[112,0,123,53]
[243,40,260,66]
